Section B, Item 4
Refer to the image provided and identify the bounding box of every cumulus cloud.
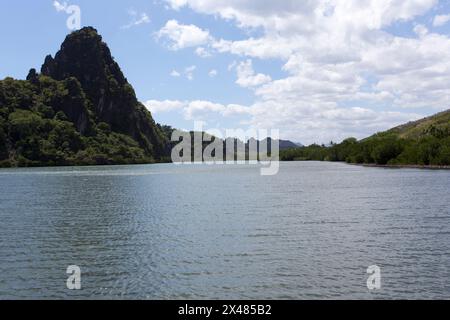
[235,60,271,88]
[144,99,251,120]
[433,13,450,27]
[144,100,186,113]
[159,0,449,143]
[165,0,437,31]
[156,19,211,50]
[145,97,422,144]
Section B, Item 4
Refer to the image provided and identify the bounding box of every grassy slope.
[388,109,450,140]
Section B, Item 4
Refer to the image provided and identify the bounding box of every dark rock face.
[41,27,166,156]
[53,77,94,135]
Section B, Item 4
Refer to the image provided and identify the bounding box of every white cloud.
[168,66,198,80]
[184,100,251,120]
[195,47,212,58]
[144,100,185,113]
[170,70,181,77]
[236,60,271,88]
[156,20,210,50]
[213,37,296,60]
[53,0,77,14]
[413,24,428,37]
[208,69,218,77]
[144,99,251,120]
[137,13,151,25]
[433,14,450,27]
[185,65,196,80]
[165,0,437,31]
[121,10,150,29]
[160,0,449,143]
[228,61,237,71]
[53,1,68,12]
[245,100,423,144]
[185,100,225,119]
[145,97,422,143]
[167,0,188,10]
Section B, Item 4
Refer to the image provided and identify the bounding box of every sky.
[1,0,450,144]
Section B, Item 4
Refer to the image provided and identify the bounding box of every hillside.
[388,109,450,140]
[281,109,450,166]
[0,27,168,167]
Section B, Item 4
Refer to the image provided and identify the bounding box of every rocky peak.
[41,27,131,110]
[40,27,166,156]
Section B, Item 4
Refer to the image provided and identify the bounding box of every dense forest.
[281,110,450,166]
[0,27,169,167]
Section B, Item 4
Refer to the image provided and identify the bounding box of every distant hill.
[253,138,301,151]
[0,27,168,167]
[165,131,303,162]
[279,140,302,150]
[281,109,450,166]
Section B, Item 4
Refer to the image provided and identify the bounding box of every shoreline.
[1,161,450,171]
[351,163,450,170]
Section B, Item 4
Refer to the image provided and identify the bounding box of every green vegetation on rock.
[0,27,168,168]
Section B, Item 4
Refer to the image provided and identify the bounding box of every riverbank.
[352,163,450,170]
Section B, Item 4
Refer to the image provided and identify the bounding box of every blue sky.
[1,1,450,144]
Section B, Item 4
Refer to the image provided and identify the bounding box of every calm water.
[0,162,450,299]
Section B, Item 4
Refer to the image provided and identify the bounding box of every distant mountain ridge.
[279,140,302,149]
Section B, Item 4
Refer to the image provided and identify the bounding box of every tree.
[418,137,441,165]
[370,137,404,165]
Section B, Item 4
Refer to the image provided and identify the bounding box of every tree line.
[280,129,450,166]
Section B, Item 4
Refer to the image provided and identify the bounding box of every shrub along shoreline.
[353,163,450,170]
[280,132,450,167]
